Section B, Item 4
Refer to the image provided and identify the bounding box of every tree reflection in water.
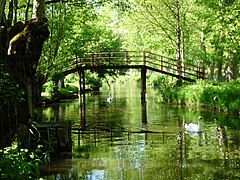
[41,83,240,179]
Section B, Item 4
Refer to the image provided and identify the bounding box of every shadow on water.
[40,82,240,179]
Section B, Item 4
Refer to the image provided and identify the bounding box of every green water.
[42,81,240,179]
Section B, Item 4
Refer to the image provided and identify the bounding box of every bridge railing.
[77,51,143,66]
[144,51,205,80]
[65,51,205,81]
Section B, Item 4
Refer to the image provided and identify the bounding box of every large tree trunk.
[7,20,49,123]
[25,78,33,121]
[5,0,49,124]
[34,75,47,106]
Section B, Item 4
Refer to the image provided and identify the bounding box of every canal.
[41,80,240,179]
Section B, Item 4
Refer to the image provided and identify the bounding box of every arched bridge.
[63,51,206,82]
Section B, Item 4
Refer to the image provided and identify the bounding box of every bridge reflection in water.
[72,99,148,144]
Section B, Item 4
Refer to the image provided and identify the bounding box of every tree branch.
[143,5,176,47]
[162,0,177,19]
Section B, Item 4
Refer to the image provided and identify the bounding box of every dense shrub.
[56,85,78,99]
[154,77,240,113]
[0,143,49,179]
[86,76,102,90]
[42,82,78,101]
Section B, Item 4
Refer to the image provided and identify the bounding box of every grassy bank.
[152,76,240,114]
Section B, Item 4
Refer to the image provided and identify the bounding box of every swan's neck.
[197,119,201,131]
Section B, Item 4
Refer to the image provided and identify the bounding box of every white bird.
[107,94,113,103]
[185,116,202,133]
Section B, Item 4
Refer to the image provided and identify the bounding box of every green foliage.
[86,73,103,90]
[64,84,78,92]
[0,143,49,179]
[151,74,179,102]
[56,85,79,99]
[156,79,240,113]
[120,0,202,61]
[44,81,54,96]
[65,73,78,83]
[42,82,78,101]
[117,0,240,81]
[0,66,24,106]
[37,2,125,102]
[195,0,240,80]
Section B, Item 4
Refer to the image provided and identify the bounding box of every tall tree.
[197,0,240,81]
[37,2,124,101]
[121,0,200,78]
[1,0,49,124]
[1,0,129,126]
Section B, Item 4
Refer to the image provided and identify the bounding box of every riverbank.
[153,78,240,114]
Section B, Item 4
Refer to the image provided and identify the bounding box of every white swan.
[107,94,113,103]
[185,116,202,133]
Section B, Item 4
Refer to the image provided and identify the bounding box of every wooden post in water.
[82,70,86,128]
[141,66,147,104]
[78,69,86,128]
[78,70,82,102]
[82,70,85,95]
[78,70,86,98]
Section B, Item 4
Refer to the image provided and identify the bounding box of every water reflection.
[141,103,147,125]
[41,82,240,179]
[186,132,202,147]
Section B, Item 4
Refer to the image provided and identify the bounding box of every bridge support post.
[78,70,86,128]
[78,70,82,100]
[141,67,147,104]
[141,102,147,124]
[78,70,86,97]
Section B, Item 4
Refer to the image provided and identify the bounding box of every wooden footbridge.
[63,51,205,81]
[62,51,206,102]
